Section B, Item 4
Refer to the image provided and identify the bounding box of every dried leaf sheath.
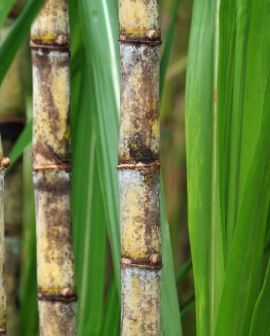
[118,0,162,335]
[31,1,76,335]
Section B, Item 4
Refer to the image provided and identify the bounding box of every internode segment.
[31,1,76,335]
[119,1,162,335]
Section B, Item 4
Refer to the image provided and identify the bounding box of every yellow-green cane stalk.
[31,1,77,334]
[0,141,11,336]
[0,9,25,335]
[118,0,162,334]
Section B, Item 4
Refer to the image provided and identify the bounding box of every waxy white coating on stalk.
[119,167,160,262]
[121,267,161,335]
[119,0,162,334]
[39,301,76,336]
[31,0,76,333]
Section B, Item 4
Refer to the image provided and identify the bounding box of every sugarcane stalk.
[31,1,77,335]
[0,142,11,336]
[0,9,25,335]
[118,1,162,335]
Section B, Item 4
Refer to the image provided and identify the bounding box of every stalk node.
[30,40,70,52]
[145,29,158,40]
[117,160,160,170]
[121,257,163,270]
[119,34,162,45]
[1,158,10,169]
[33,163,72,172]
[38,291,77,303]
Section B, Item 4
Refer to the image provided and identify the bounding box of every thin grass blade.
[8,120,32,171]
[0,0,16,29]
[161,187,182,335]
[160,0,182,95]
[215,70,270,336]
[0,0,43,84]
[249,257,270,336]
[215,1,270,334]
[185,0,224,334]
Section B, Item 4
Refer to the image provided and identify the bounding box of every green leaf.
[71,69,107,335]
[77,0,120,285]
[161,187,182,335]
[19,147,38,336]
[176,259,192,284]
[8,120,32,171]
[217,0,237,255]
[185,0,224,334]
[160,0,181,96]
[249,257,270,336]
[215,1,270,334]
[0,0,43,85]
[219,0,251,253]
[180,295,195,318]
[69,3,109,334]
[102,278,120,336]
[215,69,270,336]
[0,0,16,29]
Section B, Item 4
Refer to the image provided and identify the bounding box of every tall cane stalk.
[0,140,10,336]
[118,1,162,334]
[31,1,77,334]
[0,6,25,335]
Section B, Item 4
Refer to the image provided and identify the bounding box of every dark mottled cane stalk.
[31,1,77,335]
[118,1,162,335]
[0,141,11,336]
[0,9,25,335]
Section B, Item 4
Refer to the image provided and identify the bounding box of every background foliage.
[186,0,270,335]
[6,1,269,335]
[0,0,193,335]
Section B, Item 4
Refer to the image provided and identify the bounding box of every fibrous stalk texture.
[31,1,77,335]
[118,1,162,335]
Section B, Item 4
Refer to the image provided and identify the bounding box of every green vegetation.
[186,0,270,335]
[0,0,270,335]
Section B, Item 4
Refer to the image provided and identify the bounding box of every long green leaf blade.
[77,0,120,283]
[8,120,32,170]
[185,0,224,334]
[0,0,43,85]
[0,0,16,29]
[69,0,121,334]
[215,68,270,335]
[161,188,182,335]
[249,258,270,336]
[160,0,182,95]
[215,1,270,334]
